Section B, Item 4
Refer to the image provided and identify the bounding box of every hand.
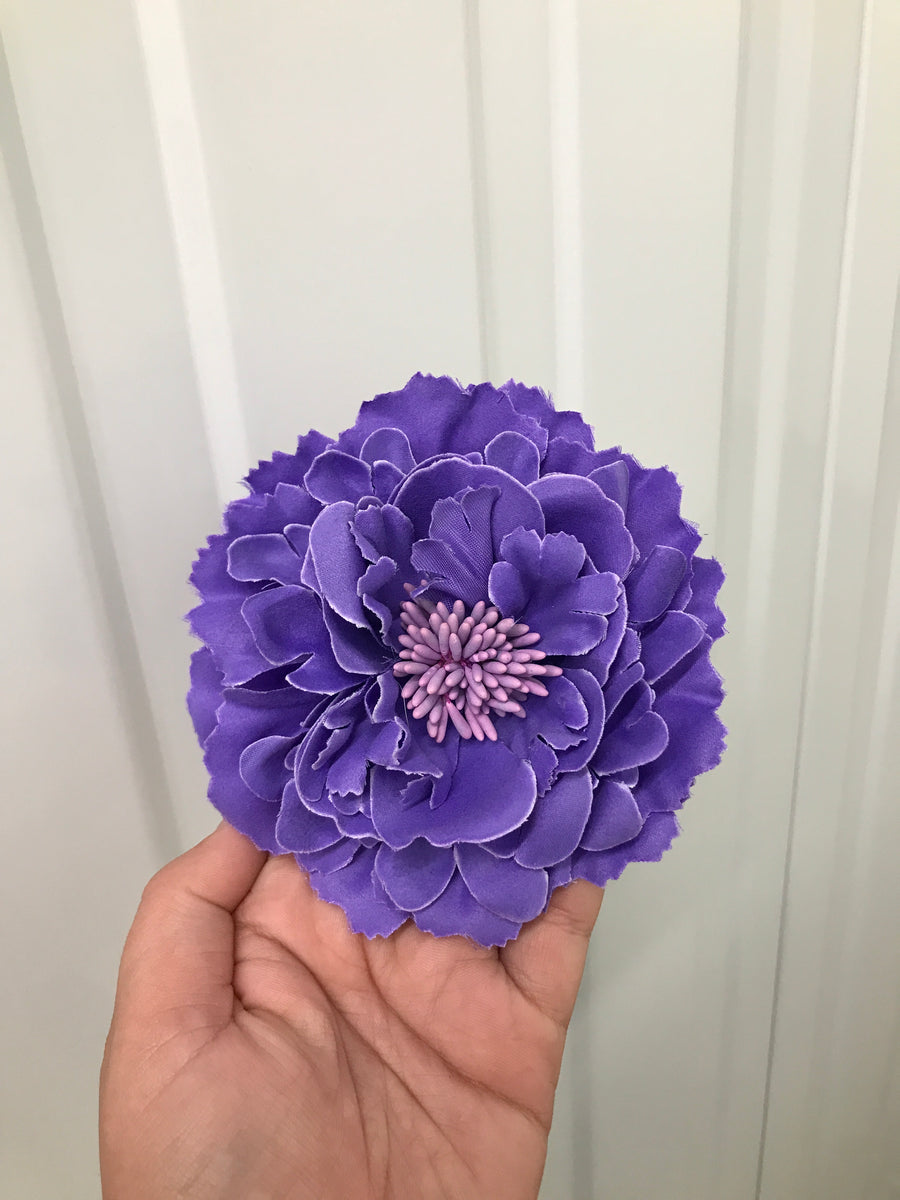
[100,822,602,1200]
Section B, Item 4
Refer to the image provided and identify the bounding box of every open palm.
[100,823,602,1200]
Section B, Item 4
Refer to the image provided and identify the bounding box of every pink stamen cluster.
[393,582,563,744]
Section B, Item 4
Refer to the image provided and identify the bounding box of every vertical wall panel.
[3,0,223,851]
[177,0,484,462]
[0,127,159,1200]
[758,0,900,1193]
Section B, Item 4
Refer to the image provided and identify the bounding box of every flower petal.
[227,533,305,585]
[308,846,407,938]
[580,779,644,850]
[394,456,545,542]
[309,501,369,627]
[276,779,343,852]
[241,585,323,666]
[245,429,332,494]
[371,739,537,849]
[572,811,679,887]
[374,840,455,911]
[514,768,593,868]
[625,545,687,626]
[530,474,634,577]
[414,872,520,946]
[455,843,548,922]
[639,610,706,683]
[592,709,669,775]
[187,647,223,747]
[360,426,416,472]
[239,734,296,801]
[304,449,373,505]
[484,430,541,484]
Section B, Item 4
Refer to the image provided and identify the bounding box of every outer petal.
[337,374,547,463]
[514,769,593,868]
[204,688,312,852]
[371,740,537,849]
[242,586,324,667]
[414,872,520,946]
[633,640,726,813]
[276,779,343,852]
[374,840,456,911]
[308,847,407,938]
[580,779,644,851]
[187,647,223,747]
[572,811,679,887]
[245,429,332,495]
[456,843,549,922]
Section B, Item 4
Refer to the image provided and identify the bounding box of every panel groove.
[754,0,870,1188]
[0,33,179,865]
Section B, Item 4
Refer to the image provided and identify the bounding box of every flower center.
[392,582,562,744]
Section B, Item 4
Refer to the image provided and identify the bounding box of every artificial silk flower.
[188,375,726,946]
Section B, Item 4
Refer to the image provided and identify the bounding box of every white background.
[1,2,898,1197]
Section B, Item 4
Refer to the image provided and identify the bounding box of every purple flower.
[188,375,726,946]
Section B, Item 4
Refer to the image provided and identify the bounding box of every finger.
[113,821,268,1034]
[499,880,603,1027]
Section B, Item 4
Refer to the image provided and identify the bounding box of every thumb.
[111,821,268,1036]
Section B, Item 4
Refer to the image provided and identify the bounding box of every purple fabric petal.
[204,689,312,852]
[580,779,644,850]
[592,708,669,775]
[372,460,405,502]
[308,846,407,938]
[276,779,343,852]
[555,669,606,772]
[227,533,305,586]
[572,811,679,887]
[414,872,520,946]
[640,610,706,684]
[242,585,323,667]
[530,474,634,577]
[500,380,587,448]
[514,768,593,869]
[374,840,455,911]
[309,502,369,627]
[589,460,630,512]
[624,466,701,560]
[245,429,332,494]
[484,430,541,484]
[634,640,726,813]
[239,734,296,801]
[295,840,359,873]
[686,555,726,638]
[338,374,547,465]
[456,843,549,922]
[490,528,620,655]
[371,740,536,849]
[360,426,416,472]
[187,647,223,747]
[394,457,545,543]
[411,486,499,606]
[304,449,373,505]
[625,545,687,626]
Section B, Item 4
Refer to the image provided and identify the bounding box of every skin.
[100,822,603,1200]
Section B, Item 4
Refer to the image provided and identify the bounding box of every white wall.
[1,3,898,1197]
